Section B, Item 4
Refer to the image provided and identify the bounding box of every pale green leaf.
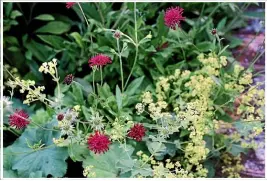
[6,122,68,178]
[34,14,55,21]
[82,143,134,178]
[36,21,71,34]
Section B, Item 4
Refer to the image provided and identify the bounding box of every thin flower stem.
[3,126,21,136]
[177,29,186,60]
[117,39,124,92]
[111,4,127,29]
[100,66,103,86]
[78,2,94,50]
[77,3,90,28]
[134,2,138,43]
[125,46,138,89]
[215,34,222,52]
[95,2,105,25]
[92,70,96,94]
[103,29,136,46]
[124,2,139,89]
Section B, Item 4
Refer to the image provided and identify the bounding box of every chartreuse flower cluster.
[6,58,62,106]
[135,53,264,178]
[221,153,244,178]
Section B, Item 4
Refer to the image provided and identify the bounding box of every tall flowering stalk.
[124,2,139,89]
[88,54,112,92]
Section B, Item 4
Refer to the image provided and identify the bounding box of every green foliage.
[82,143,134,177]
[4,122,68,178]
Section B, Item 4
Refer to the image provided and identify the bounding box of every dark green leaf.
[10,10,22,19]
[116,85,122,110]
[36,21,71,34]
[125,76,144,96]
[37,35,65,50]
[34,14,55,21]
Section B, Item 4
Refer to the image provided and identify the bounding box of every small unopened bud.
[211,28,217,35]
[113,30,121,39]
[63,74,74,85]
[57,114,64,121]
[146,32,152,39]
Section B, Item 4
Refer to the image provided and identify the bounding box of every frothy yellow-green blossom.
[6,77,47,105]
[83,165,96,178]
[221,153,244,178]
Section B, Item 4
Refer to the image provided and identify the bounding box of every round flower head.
[87,131,111,154]
[66,2,75,9]
[9,109,30,129]
[57,114,64,121]
[64,109,79,123]
[113,30,121,39]
[211,28,217,35]
[88,54,112,68]
[164,6,185,30]
[128,123,146,141]
[63,74,74,85]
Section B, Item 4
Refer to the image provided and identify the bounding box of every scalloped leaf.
[5,122,68,178]
[82,143,134,178]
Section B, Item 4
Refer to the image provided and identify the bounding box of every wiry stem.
[117,39,124,92]
[124,2,139,89]
[77,3,90,28]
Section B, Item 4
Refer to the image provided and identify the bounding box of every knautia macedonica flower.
[9,109,30,129]
[66,2,76,9]
[128,123,146,141]
[164,6,185,30]
[87,131,111,154]
[88,54,112,68]
[63,74,74,85]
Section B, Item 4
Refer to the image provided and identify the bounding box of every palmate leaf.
[3,147,18,178]
[5,122,68,178]
[82,142,134,178]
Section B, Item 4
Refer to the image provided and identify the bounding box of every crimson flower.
[128,123,146,141]
[87,131,111,154]
[66,2,75,9]
[88,54,112,68]
[9,109,30,129]
[164,6,185,30]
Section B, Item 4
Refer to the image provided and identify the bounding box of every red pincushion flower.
[87,131,111,154]
[66,2,76,9]
[88,54,112,68]
[164,6,185,30]
[9,109,30,129]
[128,123,146,141]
